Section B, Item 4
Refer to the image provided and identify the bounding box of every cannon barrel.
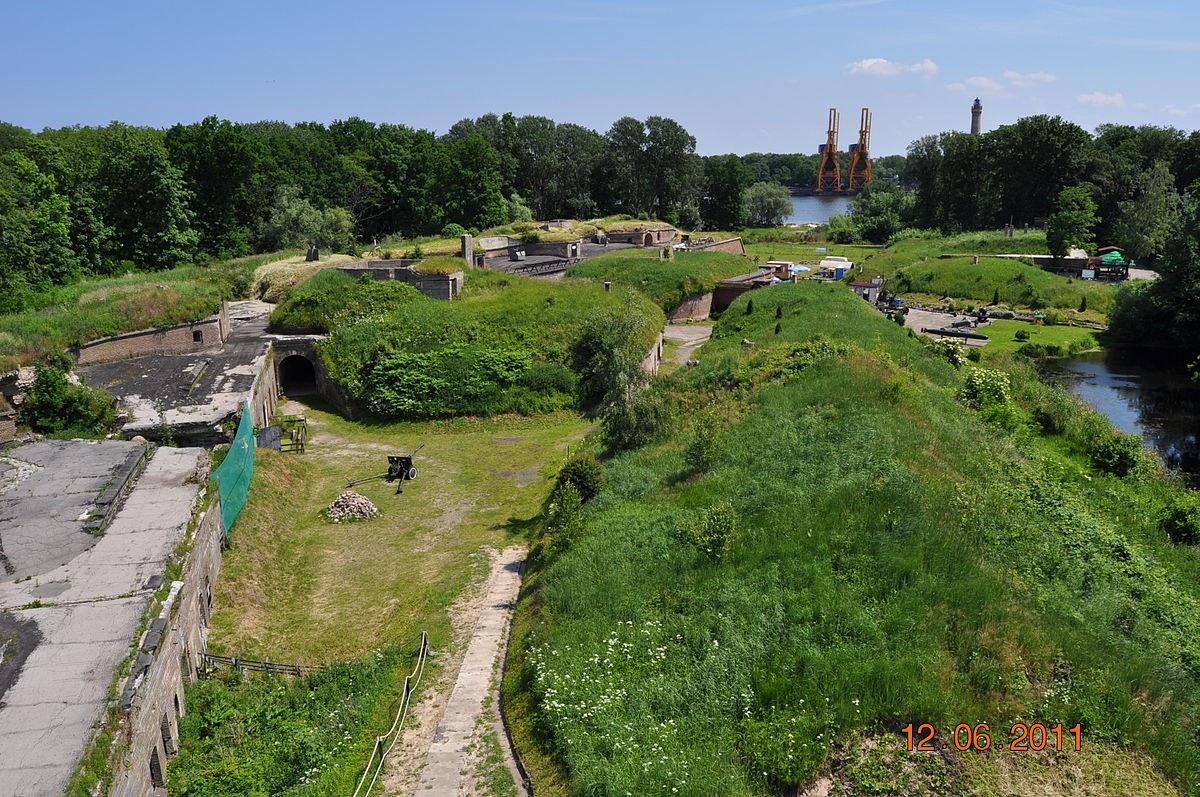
[921,327,990,341]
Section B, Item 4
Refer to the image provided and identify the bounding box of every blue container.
[834,266,846,280]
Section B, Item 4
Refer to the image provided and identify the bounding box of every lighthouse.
[971,98,983,135]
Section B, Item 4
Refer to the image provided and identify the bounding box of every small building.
[849,281,882,303]
[817,256,853,280]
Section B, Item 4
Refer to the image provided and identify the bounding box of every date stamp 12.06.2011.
[901,723,1082,752]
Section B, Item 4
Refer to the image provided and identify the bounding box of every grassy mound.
[567,250,751,312]
[509,281,1200,795]
[314,270,663,419]
[889,257,1115,315]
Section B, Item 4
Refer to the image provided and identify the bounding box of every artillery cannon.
[345,444,424,493]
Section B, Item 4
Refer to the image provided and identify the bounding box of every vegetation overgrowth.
[508,281,1200,795]
[566,249,750,312]
[169,651,410,796]
[294,270,663,419]
[0,250,292,371]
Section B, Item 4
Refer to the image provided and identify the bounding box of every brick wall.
[76,303,230,366]
[667,292,713,322]
[692,237,746,256]
[109,486,224,797]
[640,331,664,376]
[0,411,13,444]
[713,281,758,313]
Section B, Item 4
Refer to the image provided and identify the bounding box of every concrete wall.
[523,239,583,258]
[76,303,230,366]
[641,331,665,376]
[338,263,463,300]
[249,348,279,429]
[713,280,759,313]
[667,292,713,322]
[109,485,224,797]
[477,235,520,254]
[605,228,677,246]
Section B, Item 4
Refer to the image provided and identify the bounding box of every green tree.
[848,180,913,243]
[259,186,354,252]
[702,155,754,230]
[91,124,198,269]
[1046,185,1098,259]
[438,135,507,231]
[983,115,1091,225]
[1113,161,1181,264]
[825,213,858,244]
[743,182,792,227]
[0,150,77,309]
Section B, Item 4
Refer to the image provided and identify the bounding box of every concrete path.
[413,546,526,796]
[663,323,713,366]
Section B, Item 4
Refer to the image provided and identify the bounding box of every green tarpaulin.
[211,400,254,542]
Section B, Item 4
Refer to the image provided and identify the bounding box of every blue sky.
[3,0,1197,155]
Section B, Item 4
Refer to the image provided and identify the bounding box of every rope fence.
[351,630,431,797]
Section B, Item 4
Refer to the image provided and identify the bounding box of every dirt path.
[385,546,527,796]
[663,323,714,365]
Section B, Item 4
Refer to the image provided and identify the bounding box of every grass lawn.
[208,401,590,663]
[982,319,1100,358]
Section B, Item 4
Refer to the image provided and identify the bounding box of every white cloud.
[786,0,888,14]
[846,57,939,77]
[1165,103,1200,116]
[1003,70,1057,87]
[947,76,1006,95]
[1077,91,1125,106]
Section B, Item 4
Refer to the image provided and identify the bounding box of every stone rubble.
[326,490,379,522]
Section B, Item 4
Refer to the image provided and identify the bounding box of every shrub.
[684,431,723,475]
[673,501,739,562]
[745,298,754,315]
[1014,329,1030,341]
[602,391,669,452]
[20,364,114,436]
[441,223,467,238]
[363,345,532,418]
[1161,494,1200,545]
[925,338,966,367]
[1087,429,1145,477]
[519,362,577,395]
[557,453,607,502]
[543,481,585,554]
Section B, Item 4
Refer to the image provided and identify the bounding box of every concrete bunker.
[278,354,318,396]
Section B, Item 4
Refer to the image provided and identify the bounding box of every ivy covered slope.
[272,268,664,418]
[512,282,1200,796]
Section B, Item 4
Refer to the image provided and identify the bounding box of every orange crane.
[814,108,841,194]
[846,107,873,193]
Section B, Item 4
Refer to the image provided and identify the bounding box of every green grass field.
[209,403,590,662]
[982,319,1099,358]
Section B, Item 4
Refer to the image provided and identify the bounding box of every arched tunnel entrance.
[278,354,317,396]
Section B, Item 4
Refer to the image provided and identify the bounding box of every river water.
[784,195,852,225]
[1045,352,1200,480]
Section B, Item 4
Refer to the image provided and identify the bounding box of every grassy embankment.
[0,250,299,371]
[848,230,1115,325]
[271,268,664,419]
[566,249,751,313]
[506,280,1200,796]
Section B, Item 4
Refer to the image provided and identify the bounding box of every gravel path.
[663,323,714,365]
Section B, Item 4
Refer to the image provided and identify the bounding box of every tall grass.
[567,250,751,312]
[512,282,1200,795]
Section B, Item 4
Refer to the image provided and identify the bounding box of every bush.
[1014,329,1030,341]
[1161,495,1200,545]
[673,501,739,562]
[602,391,670,452]
[1087,429,1145,477]
[684,431,723,475]
[441,223,467,238]
[19,364,114,436]
[519,362,577,395]
[557,453,607,502]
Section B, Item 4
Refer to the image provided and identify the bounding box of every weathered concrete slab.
[0,446,205,797]
[78,301,274,439]
[0,440,146,583]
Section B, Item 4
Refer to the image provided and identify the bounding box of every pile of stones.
[325,491,379,522]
